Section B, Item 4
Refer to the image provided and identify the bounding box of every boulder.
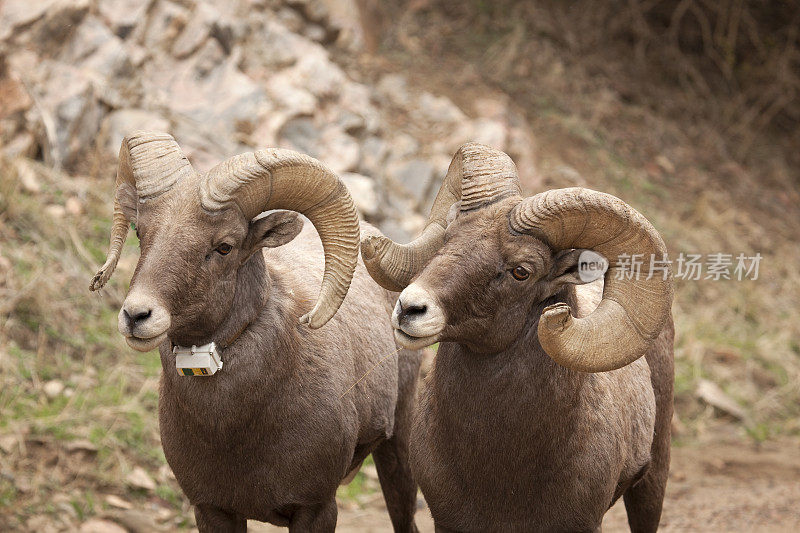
[387,158,436,205]
[341,172,379,218]
[0,0,58,42]
[278,118,359,174]
[97,0,152,39]
[99,109,171,159]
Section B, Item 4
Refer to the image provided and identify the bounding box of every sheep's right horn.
[510,188,674,372]
[361,142,520,291]
[201,149,360,329]
[90,131,194,291]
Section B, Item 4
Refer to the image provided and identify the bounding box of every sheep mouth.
[125,332,168,352]
[393,328,439,350]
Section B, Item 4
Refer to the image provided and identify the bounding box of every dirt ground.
[250,438,800,532]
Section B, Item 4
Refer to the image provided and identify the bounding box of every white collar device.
[173,342,223,376]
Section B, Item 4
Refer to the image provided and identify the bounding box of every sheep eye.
[511,266,530,281]
[216,243,233,256]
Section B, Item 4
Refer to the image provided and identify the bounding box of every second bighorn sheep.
[90,132,421,532]
[362,143,675,532]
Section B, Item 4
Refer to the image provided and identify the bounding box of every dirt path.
[250,439,800,532]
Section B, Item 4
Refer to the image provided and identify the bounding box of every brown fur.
[120,175,421,532]
[401,198,673,532]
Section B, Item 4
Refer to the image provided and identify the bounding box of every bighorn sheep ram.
[361,143,674,532]
[90,132,421,532]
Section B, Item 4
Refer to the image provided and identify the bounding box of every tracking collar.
[172,321,250,376]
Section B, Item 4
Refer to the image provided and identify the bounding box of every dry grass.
[0,157,194,529]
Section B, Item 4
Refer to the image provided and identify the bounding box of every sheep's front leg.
[194,504,246,532]
[289,498,337,532]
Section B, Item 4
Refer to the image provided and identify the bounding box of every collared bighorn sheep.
[90,132,421,532]
[361,143,674,532]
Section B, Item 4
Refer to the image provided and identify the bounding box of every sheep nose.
[118,291,171,347]
[391,284,447,343]
[123,305,153,328]
[397,300,427,324]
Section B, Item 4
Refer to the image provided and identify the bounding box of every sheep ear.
[548,248,599,287]
[241,211,303,263]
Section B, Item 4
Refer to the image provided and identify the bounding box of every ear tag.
[173,342,223,376]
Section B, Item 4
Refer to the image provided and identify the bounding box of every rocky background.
[0,0,536,242]
[1,0,799,531]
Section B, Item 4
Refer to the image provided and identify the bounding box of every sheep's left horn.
[201,149,360,329]
[361,142,520,292]
[90,131,194,291]
[510,188,674,372]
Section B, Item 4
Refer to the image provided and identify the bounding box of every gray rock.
[387,158,436,204]
[265,72,318,118]
[506,112,541,189]
[376,74,411,107]
[473,96,509,119]
[79,519,127,533]
[696,379,747,420]
[278,118,359,173]
[170,116,238,172]
[43,380,65,399]
[276,6,305,33]
[318,0,364,51]
[241,18,314,72]
[287,0,329,24]
[414,92,466,125]
[336,109,366,136]
[172,3,218,59]
[302,23,327,43]
[377,218,414,244]
[335,81,381,134]
[112,509,159,533]
[135,0,189,52]
[318,126,359,173]
[279,116,320,156]
[469,117,508,150]
[386,133,420,161]
[32,60,104,171]
[171,2,241,58]
[284,51,346,99]
[0,0,57,42]
[97,0,152,39]
[359,136,389,177]
[15,159,41,193]
[0,131,37,158]
[59,15,132,78]
[150,41,268,142]
[32,0,91,50]
[99,109,170,159]
[341,172,379,218]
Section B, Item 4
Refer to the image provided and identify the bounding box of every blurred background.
[0,0,798,531]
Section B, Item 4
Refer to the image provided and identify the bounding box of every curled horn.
[361,142,521,292]
[510,188,674,372]
[200,149,360,329]
[90,132,194,291]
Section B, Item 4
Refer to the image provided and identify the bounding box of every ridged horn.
[90,131,194,291]
[200,149,360,329]
[510,187,674,373]
[361,142,520,291]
